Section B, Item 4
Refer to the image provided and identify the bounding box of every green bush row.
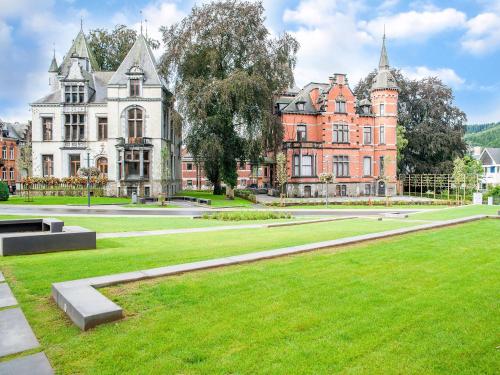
[0,182,9,201]
[265,199,462,207]
[202,211,291,221]
[234,189,257,203]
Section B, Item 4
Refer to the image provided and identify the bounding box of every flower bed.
[19,176,109,197]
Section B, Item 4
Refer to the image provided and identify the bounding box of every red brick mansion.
[182,35,398,197]
[273,35,398,197]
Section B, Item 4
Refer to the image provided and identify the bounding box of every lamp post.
[86,150,91,208]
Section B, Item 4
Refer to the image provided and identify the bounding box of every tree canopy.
[354,70,467,174]
[87,25,159,71]
[160,0,298,195]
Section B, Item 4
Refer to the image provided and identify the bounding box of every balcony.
[60,140,87,149]
[116,137,153,148]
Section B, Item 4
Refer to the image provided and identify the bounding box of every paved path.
[0,271,53,373]
[0,204,420,217]
[96,217,355,239]
[52,215,489,331]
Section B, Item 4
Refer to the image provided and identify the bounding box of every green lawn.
[177,190,254,207]
[0,215,298,233]
[0,195,130,205]
[410,204,499,221]
[0,219,497,373]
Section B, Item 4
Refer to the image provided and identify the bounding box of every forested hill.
[465,122,500,147]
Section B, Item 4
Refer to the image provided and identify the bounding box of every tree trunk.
[226,185,235,200]
[213,182,223,195]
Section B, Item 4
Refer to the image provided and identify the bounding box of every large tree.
[354,70,467,174]
[87,25,159,71]
[160,0,298,196]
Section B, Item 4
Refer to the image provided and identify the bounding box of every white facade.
[31,30,181,197]
[479,148,500,188]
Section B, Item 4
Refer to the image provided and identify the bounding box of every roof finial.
[140,10,143,35]
[80,16,83,31]
[378,26,389,70]
[145,18,148,39]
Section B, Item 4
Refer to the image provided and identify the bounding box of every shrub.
[0,181,9,201]
[202,211,292,221]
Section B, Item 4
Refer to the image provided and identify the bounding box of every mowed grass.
[177,190,253,207]
[410,204,499,221]
[0,214,296,233]
[0,195,130,205]
[1,219,496,373]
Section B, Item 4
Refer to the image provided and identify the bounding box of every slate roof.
[48,54,58,72]
[0,120,29,141]
[371,34,398,91]
[482,148,500,165]
[280,82,329,114]
[59,30,99,76]
[109,35,164,87]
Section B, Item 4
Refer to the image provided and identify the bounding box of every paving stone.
[0,308,39,357]
[0,352,53,375]
[0,283,17,308]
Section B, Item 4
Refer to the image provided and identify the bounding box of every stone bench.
[196,198,211,205]
[0,219,96,256]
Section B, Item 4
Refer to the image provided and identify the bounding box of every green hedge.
[202,211,291,221]
[0,182,9,201]
[265,199,461,207]
[234,189,257,203]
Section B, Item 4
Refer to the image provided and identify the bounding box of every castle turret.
[48,51,59,92]
[370,32,399,186]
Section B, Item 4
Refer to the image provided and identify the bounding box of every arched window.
[1,144,6,159]
[9,167,14,181]
[1,167,6,180]
[128,108,143,140]
[9,145,14,159]
[96,157,108,176]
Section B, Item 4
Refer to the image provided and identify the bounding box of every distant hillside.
[465,122,500,147]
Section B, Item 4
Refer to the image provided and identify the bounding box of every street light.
[85,148,91,208]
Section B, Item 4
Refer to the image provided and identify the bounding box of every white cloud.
[0,20,11,46]
[283,0,376,87]
[135,1,186,43]
[401,66,465,87]
[462,12,500,54]
[359,8,467,41]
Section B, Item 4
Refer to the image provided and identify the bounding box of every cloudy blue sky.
[0,0,499,124]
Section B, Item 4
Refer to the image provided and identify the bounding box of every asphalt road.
[0,205,420,217]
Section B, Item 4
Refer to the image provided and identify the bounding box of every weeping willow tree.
[160,0,298,197]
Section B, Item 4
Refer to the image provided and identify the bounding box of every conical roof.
[48,52,58,72]
[371,33,398,91]
[59,30,99,76]
[109,34,163,86]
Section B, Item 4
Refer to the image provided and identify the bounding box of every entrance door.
[378,181,386,196]
[304,185,312,198]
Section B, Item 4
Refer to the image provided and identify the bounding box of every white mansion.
[31,28,182,197]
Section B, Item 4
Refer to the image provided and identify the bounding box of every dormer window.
[64,85,85,104]
[335,100,346,113]
[296,100,306,111]
[127,65,144,97]
[130,79,141,97]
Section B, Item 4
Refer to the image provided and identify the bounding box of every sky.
[0,0,499,124]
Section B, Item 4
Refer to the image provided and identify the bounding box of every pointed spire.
[80,16,83,32]
[48,47,58,72]
[378,28,390,70]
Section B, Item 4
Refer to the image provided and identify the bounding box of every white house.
[30,27,182,197]
[479,148,500,188]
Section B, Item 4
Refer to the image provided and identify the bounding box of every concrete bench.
[196,198,212,205]
[0,218,96,256]
[42,218,64,233]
